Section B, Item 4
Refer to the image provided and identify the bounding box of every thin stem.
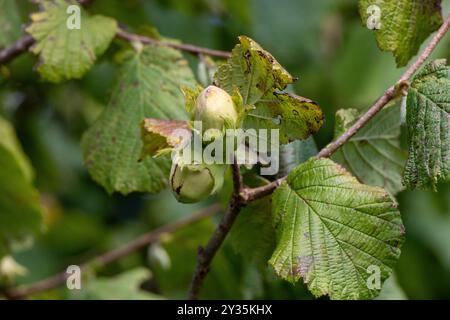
[187,161,245,300]
[0,35,34,65]
[3,204,221,299]
[0,29,230,66]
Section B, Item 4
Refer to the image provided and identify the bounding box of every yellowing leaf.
[214,36,324,144]
[215,36,294,105]
[26,0,117,82]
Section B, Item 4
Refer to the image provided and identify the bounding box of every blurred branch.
[0,29,230,66]
[2,204,221,300]
[317,13,450,158]
[0,35,34,65]
[116,29,231,58]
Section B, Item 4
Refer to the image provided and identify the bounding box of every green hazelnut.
[195,85,238,131]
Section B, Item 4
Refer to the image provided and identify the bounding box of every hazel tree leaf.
[358,0,443,67]
[140,118,191,159]
[215,36,294,105]
[270,158,405,300]
[403,59,450,191]
[214,36,324,144]
[0,117,43,258]
[26,0,117,83]
[0,0,21,47]
[245,92,324,144]
[81,45,196,195]
[332,104,407,195]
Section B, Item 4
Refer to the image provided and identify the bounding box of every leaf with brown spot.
[270,158,405,299]
[215,36,324,145]
[26,0,117,82]
[140,118,191,159]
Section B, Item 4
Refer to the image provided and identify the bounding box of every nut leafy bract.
[82,44,196,195]
[141,36,324,160]
[214,36,324,144]
[403,59,450,191]
[270,158,405,299]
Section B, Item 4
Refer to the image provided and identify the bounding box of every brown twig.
[116,29,231,58]
[0,28,230,67]
[187,161,245,300]
[3,204,221,300]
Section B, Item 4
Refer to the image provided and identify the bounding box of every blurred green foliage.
[0,0,449,299]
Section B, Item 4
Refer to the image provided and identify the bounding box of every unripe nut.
[195,85,238,131]
[170,163,215,204]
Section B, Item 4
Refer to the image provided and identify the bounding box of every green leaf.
[0,117,43,258]
[270,158,404,299]
[359,0,442,67]
[214,36,324,144]
[215,36,294,105]
[71,268,163,300]
[332,104,407,195]
[403,59,450,191]
[0,0,21,47]
[82,45,196,194]
[26,0,117,82]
